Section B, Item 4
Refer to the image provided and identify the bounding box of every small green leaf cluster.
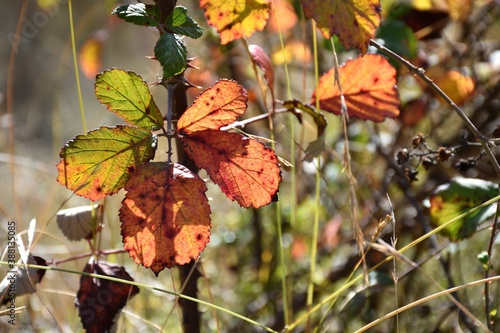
[112,4,203,80]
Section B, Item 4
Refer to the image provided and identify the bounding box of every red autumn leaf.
[249,44,275,96]
[200,0,270,45]
[302,0,381,53]
[177,79,248,134]
[311,54,400,122]
[181,130,281,208]
[120,162,211,274]
[76,260,139,333]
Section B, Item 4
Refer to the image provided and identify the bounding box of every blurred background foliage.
[2,0,500,332]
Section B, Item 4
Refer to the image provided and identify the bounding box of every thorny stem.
[369,39,500,177]
[165,81,176,164]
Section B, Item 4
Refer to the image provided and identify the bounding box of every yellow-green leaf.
[95,69,163,130]
[200,0,270,45]
[57,126,157,201]
[302,0,382,53]
[428,178,499,241]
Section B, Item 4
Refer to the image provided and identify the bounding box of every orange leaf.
[177,79,248,134]
[434,70,475,105]
[302,0,381,53]
[181,130,281,208]
[200,0,270,45]
[120,162,211,274]
[78,32,107,80]
[267,0,298,32]
[312,54,400,122]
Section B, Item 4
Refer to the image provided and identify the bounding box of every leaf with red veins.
[181,130,281,208]
[120,162,211,275]
[177,79,248,134]
[311,54,400,122]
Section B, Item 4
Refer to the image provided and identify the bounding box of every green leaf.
[376,19,418,60]
[95,69,163,130]
[166,6,203,39]
[112,3,160,27]
[282,99,327,136]
[57,126,157,201]
[154,33,187,80]
[428,178,499,241]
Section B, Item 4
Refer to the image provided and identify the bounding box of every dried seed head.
[412,133,425,148]
[437,147,452,162]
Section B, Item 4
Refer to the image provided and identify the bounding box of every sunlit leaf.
[302,0,382,53]
[154,33,187,80]
[249,44,274,95]
[200,0,271,44]
[181,130,281,208]
[112,3,160,26]
[76,260,139,332]
[177,79,248,134]
[428,178,499,241]
[312,54,400,122]
[166,6,203,39]
[120,163,211,274]
[95,69,163,130]
[57,126,157,201]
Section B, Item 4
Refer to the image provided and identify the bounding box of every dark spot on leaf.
[169,255,176,261]
[218,149,225,155]
[139,192,147,200]
[196,233,203,240]
[127,166,135,173]
[154,194,162,201]
[373,77,379,84]
[96,187,103,192]
[165,228,177,239]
